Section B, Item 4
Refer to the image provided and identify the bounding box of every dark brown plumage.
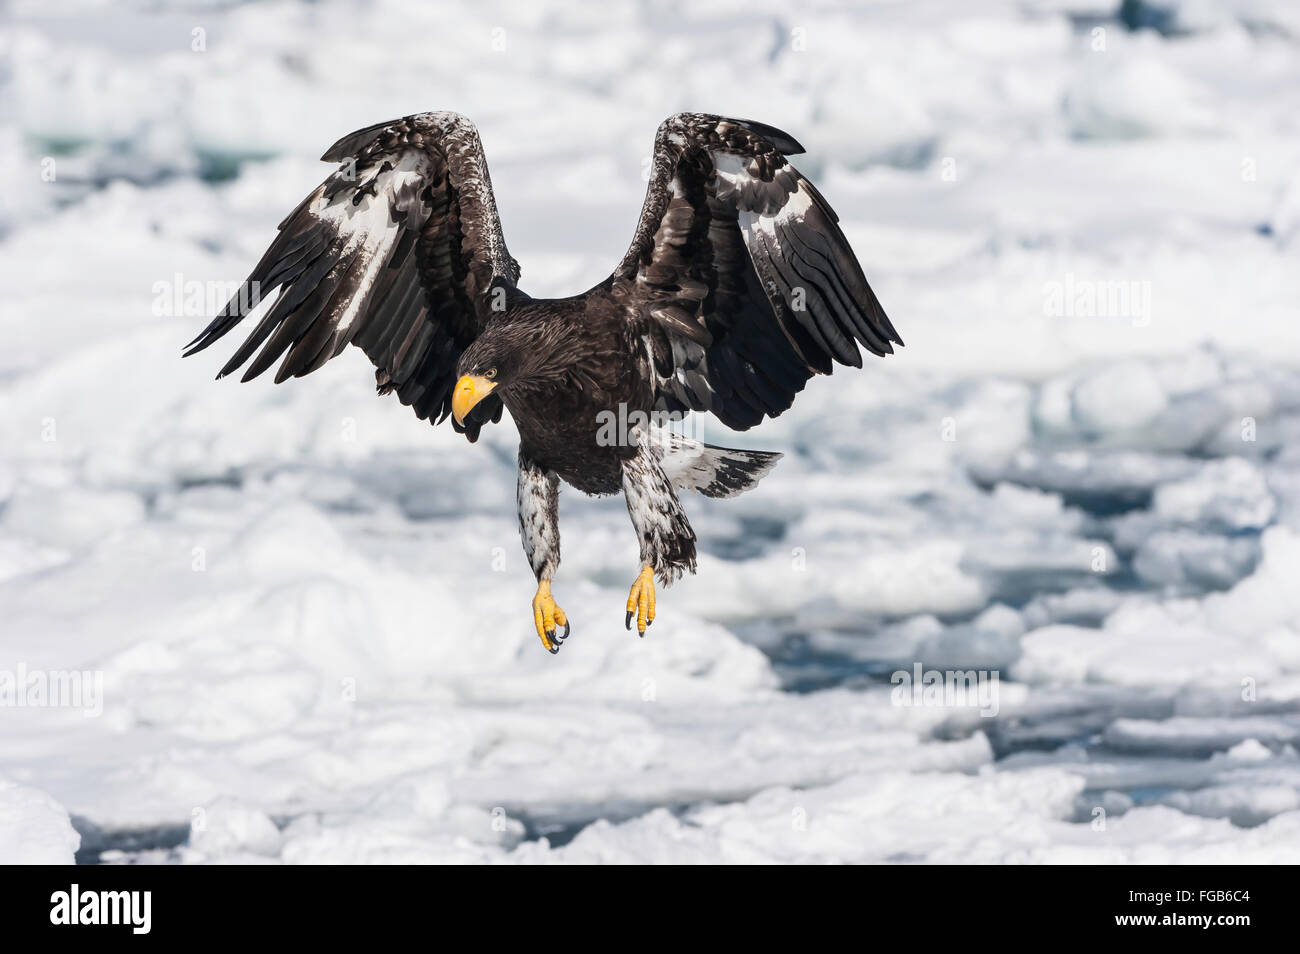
[185,111,901,653]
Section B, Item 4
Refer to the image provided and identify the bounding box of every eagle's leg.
[518,451,568,654]
[621,436,698,635]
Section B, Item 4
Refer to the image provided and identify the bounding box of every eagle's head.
[453,311,574,424]
[451,331,525,426]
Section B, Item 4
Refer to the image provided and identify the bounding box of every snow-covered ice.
[2,0,1300,863]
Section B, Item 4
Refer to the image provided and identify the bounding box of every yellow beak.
[451,374,497,425]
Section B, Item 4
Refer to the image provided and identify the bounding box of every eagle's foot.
[531,581,569,654]
[625,565,656,635]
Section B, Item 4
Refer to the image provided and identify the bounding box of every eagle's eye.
[484,367,498,380]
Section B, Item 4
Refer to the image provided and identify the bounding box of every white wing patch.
[311,152,431,336]
[712,150,813,254]
[711,151,750,190]
[737,186,812,244]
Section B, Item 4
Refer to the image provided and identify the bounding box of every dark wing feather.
[184,111,518,441]
[608,113,901,431]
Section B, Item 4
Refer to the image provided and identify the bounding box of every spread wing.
[184,111,518,441]
[609,112,901,430]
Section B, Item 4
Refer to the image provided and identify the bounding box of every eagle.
[185,112,901,653]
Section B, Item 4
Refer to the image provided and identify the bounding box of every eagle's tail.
[658,435,782,499]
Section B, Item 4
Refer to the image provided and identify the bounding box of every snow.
[0,780,80,864]
[2,0,1300,864]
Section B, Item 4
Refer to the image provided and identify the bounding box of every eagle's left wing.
[607,113,901,431]
[184,112,517,441]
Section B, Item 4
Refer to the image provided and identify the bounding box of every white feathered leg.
[518,450,568,653]
[620,427,698,634]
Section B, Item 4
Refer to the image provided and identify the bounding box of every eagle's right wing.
[184,112,517,440]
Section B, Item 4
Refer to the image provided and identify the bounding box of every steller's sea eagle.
[185,112,901,653]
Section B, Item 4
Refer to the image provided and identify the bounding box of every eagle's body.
[499,291,647,496]
[186,111,901,652]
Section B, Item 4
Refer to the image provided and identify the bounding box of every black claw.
[561,621,571,640]
[547,641,560,655]
[646,618,653,628]
[625,611,633,630]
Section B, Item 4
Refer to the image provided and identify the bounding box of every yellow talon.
[531,581,569,654]
[625,565,656,635]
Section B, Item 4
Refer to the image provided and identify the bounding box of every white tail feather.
[658,433,782,498]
